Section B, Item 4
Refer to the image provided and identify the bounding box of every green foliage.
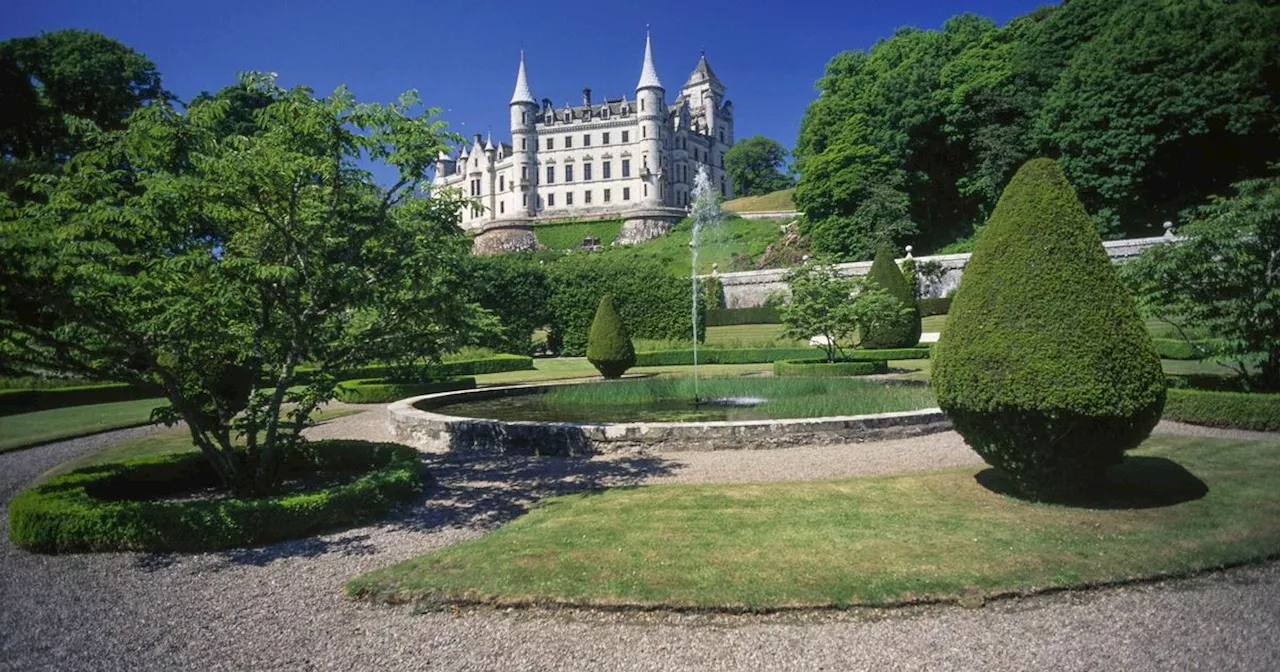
[586,295,636,379]
[917,297,952,317]
[547,256,703,356]
[931,158,1166,498]
[533,219,623,250]
[0,382,162,416]
[772,359,887,377]
[635,347,820,367]
[861,244,922,348]
[777,261,912,362]
[1124,172,1280,391]
[464,255,551,355]
[334,377,475,404]
[0,73,478,496]
[724,136,795,197]
[1151,338,1224,362]
[7,440,424,553]
[1163,389,1280,432]
[705,306,781,326]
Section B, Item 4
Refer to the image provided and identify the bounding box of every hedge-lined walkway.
[2,416,1278,670]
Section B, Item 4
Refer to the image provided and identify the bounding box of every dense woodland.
[793,0,1280,260]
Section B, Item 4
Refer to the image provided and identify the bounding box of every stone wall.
[471,222,539,255]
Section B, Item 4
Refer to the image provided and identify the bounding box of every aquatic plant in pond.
[427,377,935,423]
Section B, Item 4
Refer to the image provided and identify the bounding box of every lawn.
[722,188,796,213]
[532,219,623,250]
[348,434,1280,610]
[0,397,166,453]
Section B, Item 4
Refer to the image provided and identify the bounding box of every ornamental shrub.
[931,158,1166,498]
[861,244,921,349]
[586,295,636,379]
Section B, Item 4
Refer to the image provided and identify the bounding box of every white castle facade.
[433,33,734,252]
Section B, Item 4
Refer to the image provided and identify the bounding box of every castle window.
[499,175,505,191]
[523,194,528,207]
[640,99,645,111]
[521,112,527,124]
[548,193,555,207]
[583,163,593,181]
[603,161,612,179]
[719,129,724,143]
[721,178,726,196]
[566,192,574,206]
[604,189,611,203]
[643,184,648,198]
[521,138,527,150]
[622,131,630,143]
[720,154,724,169]
[642,127,646,138]
[585,190,592,204]
[546,166,554,184]
[565,165,574,182]
[622,159,631,178]
[546,138,554,150]
[603,132,611,145]
[565,136,573,149]
[521,166,528,181]
[622,187,631,201]
[500,201,505,214]
[583,134,590,147]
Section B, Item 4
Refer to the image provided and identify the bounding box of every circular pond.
[388,377,950,456]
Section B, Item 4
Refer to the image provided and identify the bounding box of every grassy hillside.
[723,188,796,213]
[533,219,623,250]
[594,215,787,276]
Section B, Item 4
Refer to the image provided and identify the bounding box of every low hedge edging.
[773,359,889,377]
[1163,388,1280,432]
[846,347,931,361]
[1152,338,1225,361]
[334,377,477,404]
[0,382,163,417]
[705,306,782,326]
[295,354,534,385]
[7,440,425,553]
[634,347,930,367]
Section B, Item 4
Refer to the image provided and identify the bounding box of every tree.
[0,74,478,495]
[776,261,909,363]
[860,244,922,349]
[465,254,552,355]
[586,295,636,379]
[723,136,793,197]
[931,159,1165,499]
[1123,171,1280,391]
[0,30,167,197]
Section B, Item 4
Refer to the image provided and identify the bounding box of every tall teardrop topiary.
[860,244,922,349]
[586,295,636,379]
[931,158,1165,499]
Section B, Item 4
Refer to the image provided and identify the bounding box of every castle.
[433,33,735,253]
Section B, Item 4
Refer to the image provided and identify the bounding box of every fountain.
[689,166,723,405]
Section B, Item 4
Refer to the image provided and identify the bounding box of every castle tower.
[681,52,733,198]
[635,31,665,207]
[509,51,538,218]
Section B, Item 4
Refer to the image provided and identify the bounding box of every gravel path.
[2,409,1278,671]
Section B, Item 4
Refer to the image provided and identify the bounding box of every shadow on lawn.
[975,455,1209,509]
[211,452,679,567]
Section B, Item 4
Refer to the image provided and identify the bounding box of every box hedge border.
[1162,388,1280,432]
[772,359,889,377]
[917,297,952,317]
[334,377,476,404]
[0,382,163,417]
[634,347,929,367]
[705,306,781,326]
[7,440,425,554]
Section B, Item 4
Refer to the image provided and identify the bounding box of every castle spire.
[635,31,663,91]
[510,51,535,105]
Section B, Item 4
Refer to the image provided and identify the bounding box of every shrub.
[0,382,163,416]
[931,158,1166,498]
[917,297,952,317]
[705,306,782,326]
[430,354,532,378]
[861,244,922,349]
[772,359,888,377]
[334,377,476,404]
[586,295,637,379]
[547,256,704,356]
[8,440,424,553]
[464,255,552,355]
[1163,389,1280,431]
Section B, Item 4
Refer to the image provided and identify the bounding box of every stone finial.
[711,262,719,275]
[1163,221,1174,238]
[905,245,913,259]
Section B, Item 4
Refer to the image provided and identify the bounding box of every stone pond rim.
[387,383,951,456]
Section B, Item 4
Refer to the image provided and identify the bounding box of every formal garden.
[2,6,1279,623]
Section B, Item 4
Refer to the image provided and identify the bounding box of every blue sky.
[8,0,1046,155]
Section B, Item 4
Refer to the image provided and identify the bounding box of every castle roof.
[684,53,721,88]
[636,32,663,91]
[510,52,535,105]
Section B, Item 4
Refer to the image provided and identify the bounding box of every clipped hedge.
[431,354,533,378]
[8,440,424,553]
[465,254,553,355]
[1162,389,1280,431]
[0,382,163,417]
[635,347,820,367]
[705,306,782,326]
[917,297,952,317]
[586,295,636,379]
[862,244,922,349]
[773,359,888,377]
[334,377,476,404]
[1152,338,1225,361]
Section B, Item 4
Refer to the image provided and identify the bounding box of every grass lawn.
[722,188,796,213]
[704,323,800,347]
[0,397,166,453]
[348,434,1280,610]
[533,219,624,250]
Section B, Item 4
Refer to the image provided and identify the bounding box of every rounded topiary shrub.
[586,294,636,379]
[861,244,922,349]
[8,440,424,553]
[931,158,1165,498]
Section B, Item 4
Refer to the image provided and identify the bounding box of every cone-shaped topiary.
[931,158,1165,499]
[586,295,637,379]
[860,244,922,349]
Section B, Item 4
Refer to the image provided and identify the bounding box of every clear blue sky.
[8,0,1047,154]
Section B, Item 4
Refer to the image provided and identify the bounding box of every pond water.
[428,393,776,423]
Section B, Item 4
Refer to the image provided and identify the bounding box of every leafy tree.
[860,244,922,349]
[465,254,552,355]
[586,295,636,379]
[0,74,477,496]
[775,261,908,363]
[0,30,167,197]
[1123,171,1280,391]
[932,159,1165,499]
[723,135,793,197]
